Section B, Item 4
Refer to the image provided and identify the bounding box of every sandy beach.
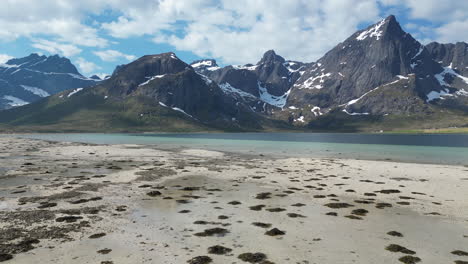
[0,136,467,264]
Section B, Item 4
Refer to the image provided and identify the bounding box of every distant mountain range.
[0,15,467,132]
[0,54,99,110]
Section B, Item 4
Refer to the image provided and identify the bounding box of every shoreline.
[5,133,468,167]
[1,136,467,263]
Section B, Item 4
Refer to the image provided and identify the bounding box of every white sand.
[1,136,467,264]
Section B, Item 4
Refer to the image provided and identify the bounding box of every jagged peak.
[258,50,285,64]
[355,15,404,42]
[190,59,218,68]
[109,52,189,81]
[89,75,102,81]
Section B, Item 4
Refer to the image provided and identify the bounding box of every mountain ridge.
[0,53,98,110]
[1,15,467,132]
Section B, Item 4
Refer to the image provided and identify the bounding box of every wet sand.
[0,136,467,264]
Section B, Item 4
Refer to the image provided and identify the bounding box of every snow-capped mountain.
[191,50,306,112]
[288,15,444,117]
[426,42,468,76]
[0,54,98,110]
[190,59,220,75]
[1,15,467,132]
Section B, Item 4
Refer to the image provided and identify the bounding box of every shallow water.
[13,133,468,165]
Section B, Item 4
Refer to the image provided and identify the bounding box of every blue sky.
[1,0,467,78]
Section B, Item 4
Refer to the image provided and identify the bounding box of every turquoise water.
[12,133,468,165]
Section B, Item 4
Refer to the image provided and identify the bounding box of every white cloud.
[31,39,82,57]
[93,50,137,62]
[403,0,468,22]
[381,0,468,44]
[2,0,468,65]
[0,1,109,47]
[0,54,13,64]
[434,19,468,44]
[75,57,101,74]
[104,0,381,64]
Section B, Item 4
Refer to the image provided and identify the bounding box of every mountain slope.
[288,16,444,117]
[1,15,467,133]
[0,54,98,110]
[426,42,468,75]
[191,50,306,112]
[0,53,279,132]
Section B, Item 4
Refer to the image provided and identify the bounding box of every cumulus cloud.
[31,39,82,57]
[93,50,137,62]
[434,19,468,44]
[0,0,108,47]
[0,54,14,64]
[381,0,468,44]
[2,0,468,65]
[75,57,101,74]
[104,0,381,64]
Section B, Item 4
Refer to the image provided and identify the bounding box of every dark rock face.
[1,15,467,131]
[207,66,261,97]
[0,53,98,109]
[425,42,468,111]
[192,50,305,111]
[105,53,189,97]
[289,15,443,117]
[254,50,302,96]
[426,42,468,75]
[85,52,257,127]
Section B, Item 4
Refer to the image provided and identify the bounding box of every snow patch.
[427,88,468,102]
[396,75,409,80]
[138,75,166,87]
[2,95,28,107]
[342,109,370,116]
[67,88,83,97]
[341,78,405,109]
[426,89,451,102]
[411,46,424,60]
[311,106,323,116]
[232,64,258,71]
[294,116,305,123]
[435,66,468,87]
[21,85,49,97]
[456,89,468,96]
[219,83,257,99]
[191,60,214,68]
[300,72,332,89]
[258,82,290,108]
[196,72,213,85]
[172,107,195,119]
[356,18,386,41]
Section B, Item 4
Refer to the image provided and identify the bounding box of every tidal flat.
[0,136,467,263]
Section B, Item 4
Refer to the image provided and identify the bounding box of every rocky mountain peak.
[258,50,285,65]
[190,59,220,74]
[5,53,80,75]
[0,53,96,109]
[426,41,468,75]
[354,15,404,42]
[106,52,191,96]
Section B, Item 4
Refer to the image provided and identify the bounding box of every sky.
[1,0,467,78]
